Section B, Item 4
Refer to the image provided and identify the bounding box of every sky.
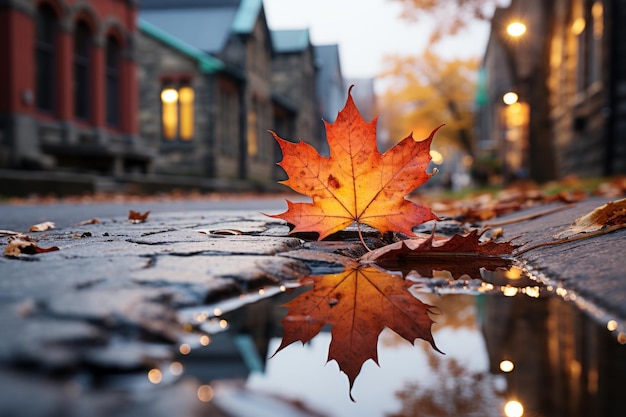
[263,0,491,83]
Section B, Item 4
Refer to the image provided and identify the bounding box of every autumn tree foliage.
[391,0,502,43]
[379,49,479,157]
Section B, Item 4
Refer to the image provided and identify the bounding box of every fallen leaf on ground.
[554,197,626,238]
[274,266,440,400]
[268,86,440,240]
[4,238,59,257]
[29,221,55,232]
[77,218,100,226]
[129,210,150,224]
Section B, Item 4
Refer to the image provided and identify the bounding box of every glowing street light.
[504,400,524,417]
[503,92,519,105]
[507,21,527,37]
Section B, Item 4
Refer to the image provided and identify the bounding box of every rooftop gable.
[139,18,224,73]
[271,29,310,53]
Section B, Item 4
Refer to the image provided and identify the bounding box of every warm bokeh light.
[618,332,626,345]
[502,285,519,297]
[147,368,162,384]
[500,360,515,372]
[429,149,444,164]
[197,385,214,402]
[504,400,524,417]
[179,343,191,355]
[213,308,222,316]
[258,288,266,295]
[219,319,228,329]
[607,320,618,331]
[571,17,586,35]
[507,21,527,37]
[524,286,541,298]
[504,266,523,280]
[200,335,211,346]
[169,361,183,376]
[503,91,519,105]
[160,88,178,103]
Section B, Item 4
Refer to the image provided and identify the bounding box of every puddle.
[169,265,626,417]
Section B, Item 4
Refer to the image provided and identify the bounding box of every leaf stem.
[357,222,373,252]
[515,223,626,255]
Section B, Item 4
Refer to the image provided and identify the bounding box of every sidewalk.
[0,196,624,416]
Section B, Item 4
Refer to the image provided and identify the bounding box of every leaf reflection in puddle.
[271,247,539,401]
[273,266,440,400]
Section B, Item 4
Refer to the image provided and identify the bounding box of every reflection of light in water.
[556,287,568,297]
[148,369,162,384]
[499,360,514,373]
[219,319,228,329]
[200,335,211,346]
[505,267,523,280]
[179,343,191,355]
[523,286,540,298]
[502,286,518,297]
[169,362,183,376]
[197,385,214,402]
[504,400,524,417]
[607,320,618,331]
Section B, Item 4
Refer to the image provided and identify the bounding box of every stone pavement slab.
[497,196,626,326]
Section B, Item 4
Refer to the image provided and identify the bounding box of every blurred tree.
[380,48,479,157]
[391,0,502,43]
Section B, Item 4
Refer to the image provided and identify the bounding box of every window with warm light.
[160,85,195,141]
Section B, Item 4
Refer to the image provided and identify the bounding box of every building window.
[161,85,194,141]
[589,1,603,85]
[35,4,57,112]
[74,21,92,121]
[105,36,121,127]
[247,108,258,156]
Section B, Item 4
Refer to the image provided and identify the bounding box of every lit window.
[178,86,194,140]
[160,85,194,141]
[161,88,178,140]
[247,110,258,156]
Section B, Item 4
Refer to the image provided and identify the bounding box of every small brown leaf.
[4,238,59,257]
[77,218,100,226]
[129,210,150,224]
[29,221,55,232]
[554,198,626,238]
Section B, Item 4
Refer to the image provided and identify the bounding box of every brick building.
[0,0,151,175]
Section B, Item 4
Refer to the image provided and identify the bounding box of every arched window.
[160,83,195,141]
[105,35,121,126]
[35,4,57,112]
[74,20,92,120]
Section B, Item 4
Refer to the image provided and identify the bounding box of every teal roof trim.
[271,29,310,52]
[232,0,262,34]
[139,18,224,73]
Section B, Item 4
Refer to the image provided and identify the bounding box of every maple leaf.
[274,266,440,400]
[360,230,518,279]
[554,197,626,238]
[269,86,440,240]
[129,210,150,224]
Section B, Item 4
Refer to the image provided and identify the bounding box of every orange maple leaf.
[269,86,441,240]
[274,266,440,400]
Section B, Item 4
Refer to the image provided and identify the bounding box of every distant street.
[0,196,292,232]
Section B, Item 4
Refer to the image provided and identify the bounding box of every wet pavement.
[0,196,625,416]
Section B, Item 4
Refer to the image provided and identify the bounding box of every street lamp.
[507,21,526,37]
[503,91,519,105]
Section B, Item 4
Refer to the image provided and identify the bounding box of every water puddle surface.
[175,265,626,417]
